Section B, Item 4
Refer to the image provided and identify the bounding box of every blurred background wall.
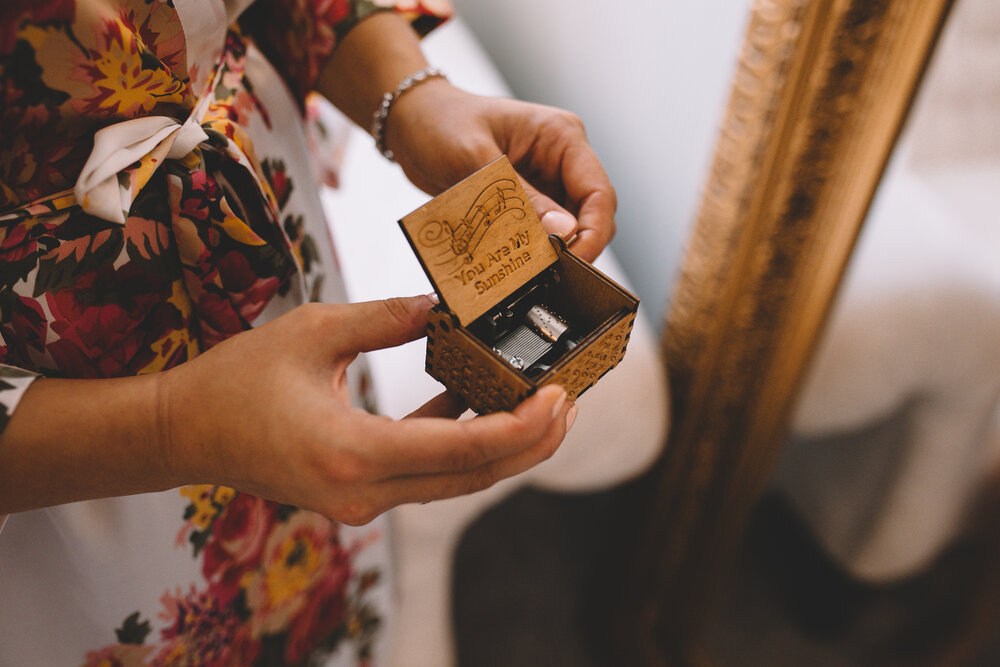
[451,0,753,323]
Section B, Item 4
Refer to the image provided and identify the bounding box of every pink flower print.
[202,493,277,603]
[244,511,348,638]
[155,586,254,667]
[282,548,353,665]
[80,643,154,667]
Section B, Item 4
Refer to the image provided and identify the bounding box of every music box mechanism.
[398,156,639,414]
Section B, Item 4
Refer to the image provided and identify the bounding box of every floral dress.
[0,1,448,665]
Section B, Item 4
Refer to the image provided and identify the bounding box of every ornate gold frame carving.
[626,0,954,664]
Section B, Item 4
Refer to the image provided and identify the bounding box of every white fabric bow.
[73,114,210,225]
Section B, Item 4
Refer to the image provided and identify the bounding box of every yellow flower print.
[244,512,338,636]
[212,486,236,506]
[180,486,217,530]
[266,535,322,607]
[180,485,235,531]
[140,280,199,374]
[78,19,185,117]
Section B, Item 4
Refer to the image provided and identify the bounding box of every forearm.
[0,374,175,514]
[315,11,431,134]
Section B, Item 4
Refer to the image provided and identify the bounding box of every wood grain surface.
[399,156,558,327]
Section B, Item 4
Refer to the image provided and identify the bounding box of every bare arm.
[0,296,573,521]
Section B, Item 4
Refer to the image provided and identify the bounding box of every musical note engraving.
[416,178,526,273]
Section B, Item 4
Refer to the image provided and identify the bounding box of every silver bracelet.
[371,67,446,161]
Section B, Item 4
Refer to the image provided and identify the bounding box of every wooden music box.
[399,156,639,414]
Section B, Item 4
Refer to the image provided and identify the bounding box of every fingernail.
[565,404,579,432]
[426,292,439,305]
[549,388,567,419]
[541,210,577,238]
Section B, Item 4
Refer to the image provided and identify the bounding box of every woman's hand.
[317,12,616,263]
[0,296,575,520]
[386,79,617,263]
[161,295,575,525]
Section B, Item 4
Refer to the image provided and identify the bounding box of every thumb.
[331,294,437,355]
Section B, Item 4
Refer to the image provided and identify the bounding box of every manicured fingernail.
[426,292,439,305]
[541,210,577,238]
[549,388,567,419]
[565,404,579,432]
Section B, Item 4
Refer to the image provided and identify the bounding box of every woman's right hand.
[161,295,575,525]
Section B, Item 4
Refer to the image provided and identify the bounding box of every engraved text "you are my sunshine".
[453,230,533,295]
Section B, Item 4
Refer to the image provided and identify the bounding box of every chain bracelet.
[371,67,446,161]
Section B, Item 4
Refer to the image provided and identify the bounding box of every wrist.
[384,81,502,193]
[156,359,229,490]
[0,374,181,513]
[371,67,447,160]
[153,367,187,488]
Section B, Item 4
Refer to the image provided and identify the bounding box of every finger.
[362,384,568,477]
[405,390,467,420]
[559,144,617,262]
[329,294,437,356]
[375,398,576,508]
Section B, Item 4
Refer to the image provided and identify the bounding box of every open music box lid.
[399,156,559,326]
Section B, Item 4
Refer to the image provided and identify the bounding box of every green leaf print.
[115,612,152,645]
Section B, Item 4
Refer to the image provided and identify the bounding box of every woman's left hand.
[316,11,615,262]
[385,78,616,262]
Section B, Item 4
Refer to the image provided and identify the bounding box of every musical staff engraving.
[416,178,526,272]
